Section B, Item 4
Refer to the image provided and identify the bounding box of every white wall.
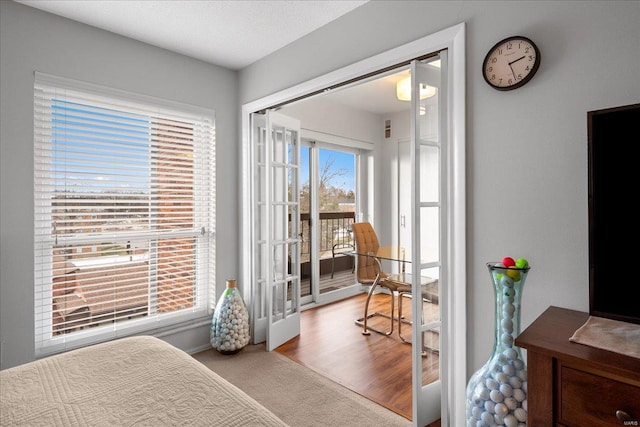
[281,97,382,145]
[0,1,238,369]
[239,0,640,376]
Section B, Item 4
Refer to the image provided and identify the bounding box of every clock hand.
[509,56,526,66]
[509,64,517,80]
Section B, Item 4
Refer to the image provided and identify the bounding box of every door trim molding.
[301,129,374,150]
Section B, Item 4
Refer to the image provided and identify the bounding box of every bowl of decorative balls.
[466,257,531,427]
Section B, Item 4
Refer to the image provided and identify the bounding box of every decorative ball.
[472,405,483,419]
[490,389,504,403]
[494,402,508,417]
[504,396,518,410]
[502,318,514,332]
[514,407,527,422]
[502,257,516,267]
[495,372,508,384]
[500,275,515,288]
[509,376,522,389]
[505,268,521,281]
[504,348,517,360]
[499,383,513,397]
[476,385,490,401]
[515,258,529,269]
[504,414,518,427]
[502,363,516,376]
[486,378,499,390]
[481,411,494,425]
[513,388,526,402]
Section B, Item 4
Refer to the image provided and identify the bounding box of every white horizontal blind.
[34,73,215,356]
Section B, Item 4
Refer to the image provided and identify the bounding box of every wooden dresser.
[515,306,640,426]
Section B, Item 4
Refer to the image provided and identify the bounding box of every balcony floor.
[301,267,356,297]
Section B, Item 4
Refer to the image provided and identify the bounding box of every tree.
[299,155,353,212]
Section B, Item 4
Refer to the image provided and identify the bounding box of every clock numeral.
[525,47,530,53]
[487,66,493,72]
[497,48,503,55]
[506,42,513,50]
[491,57,497,64]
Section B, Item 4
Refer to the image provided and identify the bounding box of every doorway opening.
[241,23,466,427]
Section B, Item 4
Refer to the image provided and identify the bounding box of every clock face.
[483,36,540,90]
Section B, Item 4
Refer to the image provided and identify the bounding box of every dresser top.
[515,306,640,381]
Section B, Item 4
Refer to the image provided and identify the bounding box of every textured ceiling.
[16,0,420,115]
[15,0,369,70]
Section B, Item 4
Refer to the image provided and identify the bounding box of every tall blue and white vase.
[466,262,531,427]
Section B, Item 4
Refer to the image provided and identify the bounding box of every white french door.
[251,111,302,351]
[407,52,448,426]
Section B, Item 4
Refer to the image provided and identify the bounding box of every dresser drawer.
[558,365,640,426]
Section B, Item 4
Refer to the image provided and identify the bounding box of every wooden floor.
[275,292,441,426]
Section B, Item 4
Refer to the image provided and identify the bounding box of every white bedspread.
[0,335,288,426]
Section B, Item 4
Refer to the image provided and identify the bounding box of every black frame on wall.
[588,102,640,325]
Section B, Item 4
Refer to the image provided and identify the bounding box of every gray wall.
[240,0,640,375]
[0,1,238,369]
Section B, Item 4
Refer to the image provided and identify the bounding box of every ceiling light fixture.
[396,77,437,101]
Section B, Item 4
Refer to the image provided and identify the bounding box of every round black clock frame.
[482,36,541,91]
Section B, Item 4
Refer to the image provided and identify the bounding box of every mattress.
[0,335,288,426]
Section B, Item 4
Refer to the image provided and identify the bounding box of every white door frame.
[240,22,466,426]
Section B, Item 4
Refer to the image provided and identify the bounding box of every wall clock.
[483,36,541,91]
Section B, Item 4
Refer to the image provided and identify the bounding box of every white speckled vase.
[210,279,250,355]
[466,263,531,427]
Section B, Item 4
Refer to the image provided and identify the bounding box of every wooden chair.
[352,222,404,336]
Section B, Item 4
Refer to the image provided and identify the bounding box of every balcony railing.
[298,211,355,276]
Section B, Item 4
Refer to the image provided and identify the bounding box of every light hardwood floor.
[275,292,441,427]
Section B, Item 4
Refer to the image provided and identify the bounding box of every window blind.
[34,72,215,356]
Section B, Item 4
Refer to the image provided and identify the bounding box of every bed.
[0,335,288,427]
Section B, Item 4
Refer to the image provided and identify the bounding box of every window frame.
[33,72,216,356]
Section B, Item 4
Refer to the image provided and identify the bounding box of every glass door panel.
[410,52,447,425]
[299,145,313,300]
[317,148,356,295]
[298,142,357,303]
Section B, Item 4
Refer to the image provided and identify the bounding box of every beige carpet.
[192,344,411,427]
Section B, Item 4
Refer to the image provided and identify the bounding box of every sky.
[300,147,355,192]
